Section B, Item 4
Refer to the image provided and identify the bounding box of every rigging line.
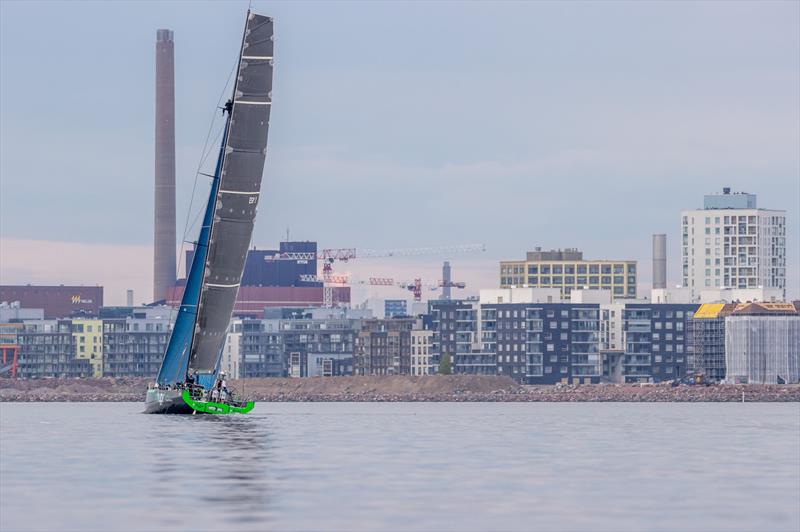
[184,204,206,243]
[197,125,226,172]
[183,127,227,237]
[181,61,236,245]
[175,59,236,273]
[168,59,238,343]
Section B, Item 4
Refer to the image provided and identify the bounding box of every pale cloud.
[0,238,153,307]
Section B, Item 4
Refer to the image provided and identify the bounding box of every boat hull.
[144,389,196,414]
[180,389,255,414]
[144,388,255,415]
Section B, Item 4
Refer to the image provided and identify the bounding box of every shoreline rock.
[1,376,798,403]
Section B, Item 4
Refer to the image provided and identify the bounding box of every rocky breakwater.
[242,378,800,402]
[1,376,798,402]
[521,383,800,402]
[0,377,148,402]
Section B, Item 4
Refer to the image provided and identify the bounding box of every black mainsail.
[188,12,274,375]
[146,11,273,413]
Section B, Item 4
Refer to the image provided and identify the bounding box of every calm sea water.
[1,402,798,532]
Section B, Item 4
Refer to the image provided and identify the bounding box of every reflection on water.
[1,402,799,532]
[149,414,274,525]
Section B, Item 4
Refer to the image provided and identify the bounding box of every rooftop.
[703,187,757,210]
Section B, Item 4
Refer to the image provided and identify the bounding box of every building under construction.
[690,302,800,383]
[724,302,799,384]
[688,303,733,381]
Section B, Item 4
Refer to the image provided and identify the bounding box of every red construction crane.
[396,278,467,301]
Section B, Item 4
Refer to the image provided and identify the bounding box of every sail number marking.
[220,190,259,203]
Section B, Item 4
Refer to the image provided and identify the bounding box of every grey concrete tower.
[652,234,667,289]
[441,261,452,300]
[154,29,176,303]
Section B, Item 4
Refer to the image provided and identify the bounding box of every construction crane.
[277,244,483,282]
[396,278,467,301]
[300,274,467,302]
[358,276,468,301]
[298,245,482,307]
[263,251,315,262]
[319,243,484,278]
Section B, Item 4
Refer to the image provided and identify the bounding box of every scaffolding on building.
[688,315,728,381]
[688,304,734,381]
[725,315,800,384]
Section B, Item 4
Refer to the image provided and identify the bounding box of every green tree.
[439,353,452,375]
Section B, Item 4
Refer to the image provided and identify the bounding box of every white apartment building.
[682,188,786,300]
[410,329,433,375]
[221,319,242,379]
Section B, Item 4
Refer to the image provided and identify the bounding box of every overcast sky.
[1,0,798,304]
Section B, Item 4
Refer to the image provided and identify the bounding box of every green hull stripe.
[181,390,255,414]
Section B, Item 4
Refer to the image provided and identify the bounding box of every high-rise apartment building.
[681,188,786,299]
[500,249,637,300]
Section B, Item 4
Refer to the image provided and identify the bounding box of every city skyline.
[1,1,798,304]
[2,5,798,532]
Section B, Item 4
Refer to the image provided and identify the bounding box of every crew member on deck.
[220,372,228,402]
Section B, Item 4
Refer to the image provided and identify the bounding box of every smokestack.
[441,261,452,300]
[126,290,134,307]
[652,234,667,290]
[154,29,176,303]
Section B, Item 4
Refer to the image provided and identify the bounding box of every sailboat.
[145,11,273,414]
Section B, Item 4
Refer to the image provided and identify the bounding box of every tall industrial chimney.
[441,261,452,300]
[652,234,667,290]
[154,29,176,303]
